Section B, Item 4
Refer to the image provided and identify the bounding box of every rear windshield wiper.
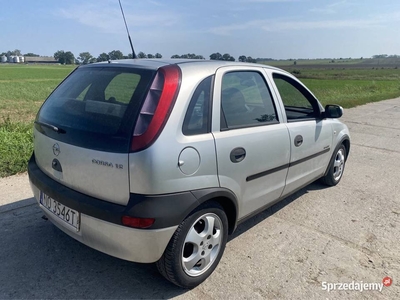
[34,121,66,134]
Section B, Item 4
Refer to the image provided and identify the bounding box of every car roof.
[86,58,283,73]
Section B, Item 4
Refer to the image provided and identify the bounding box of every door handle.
[230,147,246,163]
[294,135,303,147]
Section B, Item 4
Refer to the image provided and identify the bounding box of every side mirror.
[324,105,343,119]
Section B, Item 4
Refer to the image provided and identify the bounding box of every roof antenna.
[118,0,137,59]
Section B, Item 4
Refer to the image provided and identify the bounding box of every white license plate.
[40,192,80,231]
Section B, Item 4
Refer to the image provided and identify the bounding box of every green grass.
[0,64,74,177]
[0,63,400,177]
[261,57,400,67]
[301,79,400,108]
[284,67,400,108]
[0,64,75,122]
[288,68,400,81]
[0,117,33,177]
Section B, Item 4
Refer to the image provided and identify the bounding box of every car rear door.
[211,66,291,220]
[268,71,333,197]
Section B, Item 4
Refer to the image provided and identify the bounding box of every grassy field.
[0,64,75,177]
[1,62,400,177]
[0,64,75,122]
[291,68,400,108]
[261,57,400,67]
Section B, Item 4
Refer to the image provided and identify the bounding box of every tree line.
[0,49,259,65]
[0,49,39,57]
[52,50,260,64]
[8,48,396,65]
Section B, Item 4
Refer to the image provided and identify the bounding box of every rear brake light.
[122,216,155,229]
[131,65,181,152]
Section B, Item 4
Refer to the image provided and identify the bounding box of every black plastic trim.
[246,147,330,182]
[246,163,290,182]
[28,153,237,230]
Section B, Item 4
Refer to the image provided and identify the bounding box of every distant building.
[24,56,58,64]
[0,55,57,64]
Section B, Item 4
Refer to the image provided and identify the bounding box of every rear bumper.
[30,183,177,263]
[28,153,190,263]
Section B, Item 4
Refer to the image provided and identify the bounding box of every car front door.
[269,71,333,197]
[212,67,291,220]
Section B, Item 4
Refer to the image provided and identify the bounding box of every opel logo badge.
[53,143,60,156]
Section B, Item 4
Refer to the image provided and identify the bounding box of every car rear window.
[36,66,156,152]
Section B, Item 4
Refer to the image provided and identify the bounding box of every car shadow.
[0,197,187,299]
[229,182,327,241]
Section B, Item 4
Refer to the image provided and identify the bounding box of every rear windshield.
[37,66,155,152]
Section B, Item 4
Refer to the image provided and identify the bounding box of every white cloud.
[261,19,382,31]
[147,0,164,6]
[240,0,302,2]
[57,3,180,34]
[209,10,400,35]
[309,0,354,14]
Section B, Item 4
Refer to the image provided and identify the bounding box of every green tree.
[137,51,147,58]
[108,50,124,60]
[64,51,75,64]
[54,50,75,64]
[23,52,39,57]
[171,53,203,59]
[222,53,234,61]
[78,52,94,64]
[54,50,65,63]
[97,52,109,62]
[210,52,222,60]
[155,53,162,58]
[147,54,154,58]
[238,55,247,62]
[246,56,256,63]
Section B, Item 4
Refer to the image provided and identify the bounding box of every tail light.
[122,216,155,229]
[131,64,181,152]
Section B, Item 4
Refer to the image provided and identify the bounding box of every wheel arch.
[324,135,350,176]
[191,188,238,234]
[342,138,350,162]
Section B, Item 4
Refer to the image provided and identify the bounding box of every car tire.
[156,201,228,288]
[321,144,346,186]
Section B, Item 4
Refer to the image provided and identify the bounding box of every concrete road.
[1,98,400,299]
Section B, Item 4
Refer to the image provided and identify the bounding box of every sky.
[1,0,400,60]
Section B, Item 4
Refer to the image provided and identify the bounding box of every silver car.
[28,59,350,288]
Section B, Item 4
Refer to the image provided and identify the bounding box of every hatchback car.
[28,59,350,288]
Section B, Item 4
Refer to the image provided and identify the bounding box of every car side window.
[272,73,319,121]
[220,71,278,129]
[182,76,213,135]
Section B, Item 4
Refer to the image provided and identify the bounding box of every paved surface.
[1,98,400,299]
